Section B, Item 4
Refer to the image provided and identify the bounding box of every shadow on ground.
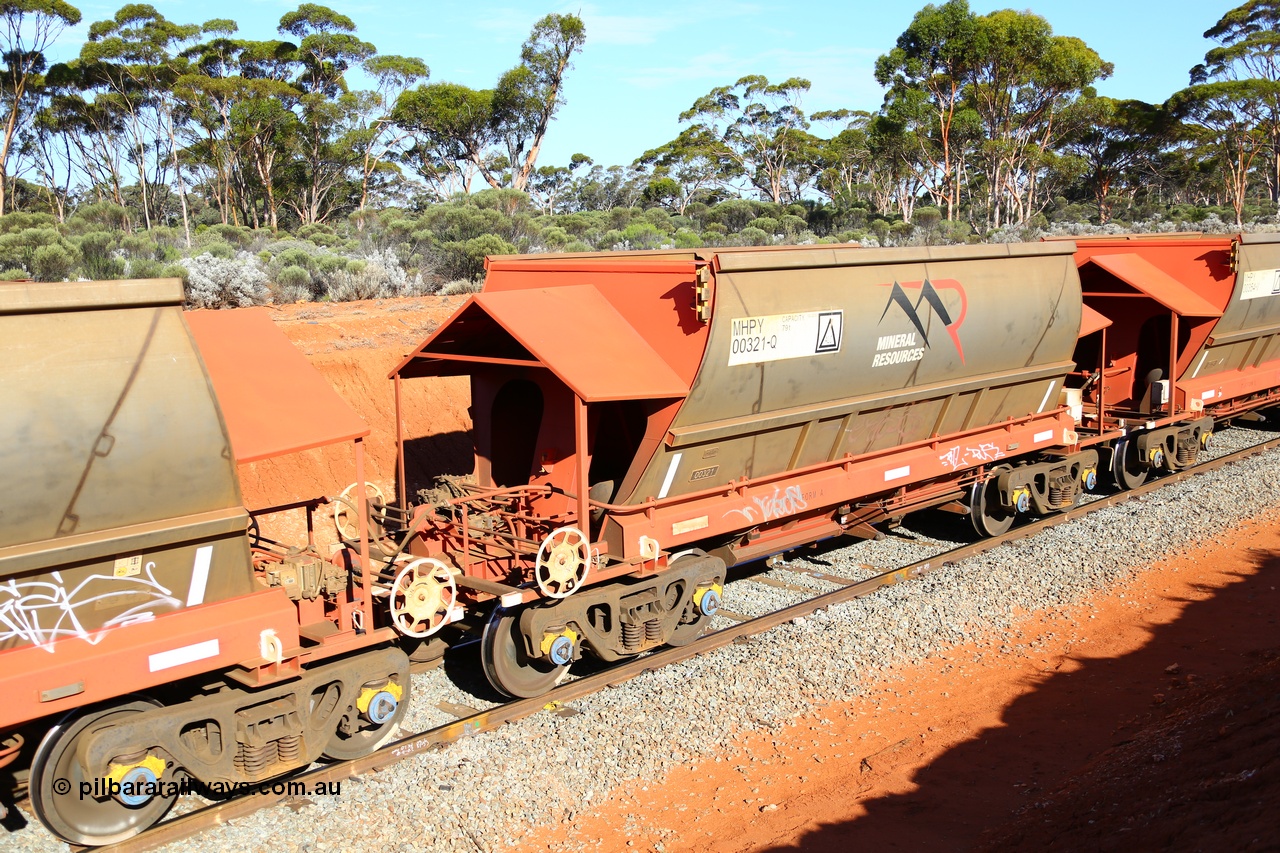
[758,548,1280,852]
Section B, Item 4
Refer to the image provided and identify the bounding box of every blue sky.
[49,0,1237,169]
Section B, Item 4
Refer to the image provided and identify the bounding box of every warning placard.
[727,310,843,366]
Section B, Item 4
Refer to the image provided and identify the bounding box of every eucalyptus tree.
[679,75,817,204]
[78,4,203,235]
[36,62,130,211]
[351,53,427,220]
[810,110,874,209]
[1058,95,1170,223]
[1170,79,1275,226]
[964,8,1112,228]
[277,3,374,224]
[0,0,82,213]
[527,152,591,214]
[494,13,584,191]
[875,0,980,219]
[1192,0,1280,203]
[393,14,584,194]
[634,126,737,214]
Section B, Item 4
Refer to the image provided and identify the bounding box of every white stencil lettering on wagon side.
[728,311,842,366]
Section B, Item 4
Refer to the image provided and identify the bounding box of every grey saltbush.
[181,252,270,309]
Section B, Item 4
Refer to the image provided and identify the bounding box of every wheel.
[969,471,1014,537]
[389,558,456,638]
[1110,437,1148,490]
[668,613,709,646]
[665,552,716,646]
[29,699,178,846]
[322,673,409,761]
[480,607,568,699]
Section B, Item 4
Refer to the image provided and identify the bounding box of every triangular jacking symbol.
[818,317,838,349]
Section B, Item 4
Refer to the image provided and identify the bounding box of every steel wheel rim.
[969,475,1014,537]
[322,676,409,761]
[480,607,567,699]
[29,700,176,847]
[1111,438,1148,490]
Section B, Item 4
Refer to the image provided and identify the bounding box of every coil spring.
[621,621,642,651]
[644,618,662,644]
[277,734,301,763]
[234,741,277,776]
[1048,479,1078,508]
[1176,442,1197,465]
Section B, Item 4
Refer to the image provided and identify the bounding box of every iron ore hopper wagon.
[0,281,408,845]
[4,232,1280,846]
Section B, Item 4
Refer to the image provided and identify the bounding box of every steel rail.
[88,433,1280,853]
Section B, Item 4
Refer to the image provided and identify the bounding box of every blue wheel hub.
[115,766,158,806]
[365,690,398,725]
[547,635,574,666]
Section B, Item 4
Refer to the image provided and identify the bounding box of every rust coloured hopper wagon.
[388,242,1099,697]
[0,283,408,846]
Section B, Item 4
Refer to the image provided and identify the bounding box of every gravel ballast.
[7,427,1280,853]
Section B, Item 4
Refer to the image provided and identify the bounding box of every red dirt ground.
[244,297,1278,852]
[514,516,1280,853]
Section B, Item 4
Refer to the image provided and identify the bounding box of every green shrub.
[615,221,666,250]
[673,228,701,248]
[120,233,161,261]
[202,240,235,259]
[296,223,341,246]
[66,202,129,233]
[270,246,316,273]
[315,253,347,275]
[778,214,808,236]
[0,267,29,280]
[0,212,57,234]
[642,207,674,232]
[200,223,254,248]
[32,244,77,281]
[128,258,164,279]
[276,265,313,292]
[737,226,770,246]
[434,233,517,282]
[890,221,915,241]
[750,216,780,236]
[0,226,66,272]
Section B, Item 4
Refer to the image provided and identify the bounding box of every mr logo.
[877,278,968,364]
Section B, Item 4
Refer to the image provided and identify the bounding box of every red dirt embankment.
[233,297,474,539]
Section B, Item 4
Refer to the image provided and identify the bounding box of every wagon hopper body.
[1062,233,1280,488]
[0,284,408,846]
[391,241,1099,696]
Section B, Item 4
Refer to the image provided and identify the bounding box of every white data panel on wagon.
[727,310,843,365]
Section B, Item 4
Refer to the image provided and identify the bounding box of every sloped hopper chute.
[187,307,370,463]
[1083,253,1222,318]
[392,284,689,401]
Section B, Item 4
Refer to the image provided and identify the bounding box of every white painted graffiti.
[0,564,183,651]
[939,442,1006,471]
[722,485,809,524]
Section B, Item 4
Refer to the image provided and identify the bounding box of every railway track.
[69,431,1280,852]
